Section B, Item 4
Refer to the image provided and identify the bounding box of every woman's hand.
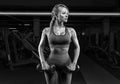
[67,63,76,71]
[41,61,50,70]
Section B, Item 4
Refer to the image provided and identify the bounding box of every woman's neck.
[54,20,64,29]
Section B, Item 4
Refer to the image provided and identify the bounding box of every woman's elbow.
[75,43,80,49]
[76,44,80,52]
[77,45,80,51]
[38,44,43,51]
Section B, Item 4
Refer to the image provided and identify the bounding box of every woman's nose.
[65,15,68,18]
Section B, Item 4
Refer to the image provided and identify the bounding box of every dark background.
[0,0,119,12]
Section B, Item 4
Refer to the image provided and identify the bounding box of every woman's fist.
[67,63,80,72]
[41,61,50,70]
[67,63,76,71]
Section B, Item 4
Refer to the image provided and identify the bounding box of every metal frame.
[0,12,120,16]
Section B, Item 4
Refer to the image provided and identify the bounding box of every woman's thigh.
[58,70,72,84]
[44,70,59,84]
[44,68,72,84]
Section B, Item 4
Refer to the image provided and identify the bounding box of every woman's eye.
[62,12,66,14]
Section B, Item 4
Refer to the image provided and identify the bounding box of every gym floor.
[0,54,120,84]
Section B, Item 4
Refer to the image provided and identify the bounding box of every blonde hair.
[49,4,69,31]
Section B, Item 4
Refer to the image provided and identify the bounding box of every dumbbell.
[75,65,80,72]
[36,64,80,72]
[36,63,56,72]
[48,65,56,72]
[64,65,80,73]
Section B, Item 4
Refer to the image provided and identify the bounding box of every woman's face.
[57,7,69,23]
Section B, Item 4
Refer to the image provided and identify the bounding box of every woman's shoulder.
[42,27,51,37]
[42,27,50,34]
[67,27,76,35]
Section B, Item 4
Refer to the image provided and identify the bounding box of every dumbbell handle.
[36,64,80,72]
[76,65,80,71]
[67,65,80,72]
[36,64,55,72]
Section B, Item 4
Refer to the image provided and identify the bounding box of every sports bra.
[48,27,71,48]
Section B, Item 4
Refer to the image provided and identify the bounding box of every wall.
[0,0,118,7]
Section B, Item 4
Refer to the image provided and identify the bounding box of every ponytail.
[49,16,56,32]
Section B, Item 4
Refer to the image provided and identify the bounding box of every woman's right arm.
[38,28,46,63]
[38,28,50,70]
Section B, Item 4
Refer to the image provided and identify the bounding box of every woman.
[38,4,80,84]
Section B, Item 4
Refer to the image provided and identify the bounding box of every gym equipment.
[36,63,80,73]
[36,64,56,72]
[0,12,120,16]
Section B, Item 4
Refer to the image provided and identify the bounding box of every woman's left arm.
[71,28,80,65]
